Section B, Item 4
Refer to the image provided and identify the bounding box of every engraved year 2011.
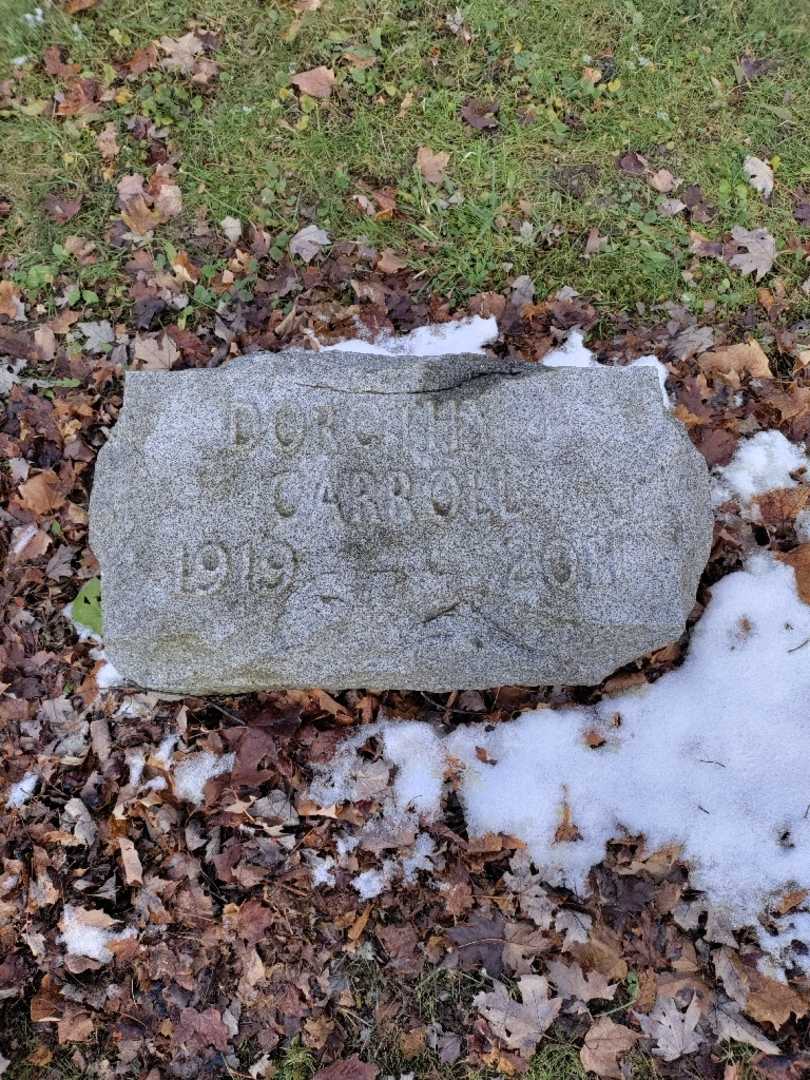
[179,539,296,597]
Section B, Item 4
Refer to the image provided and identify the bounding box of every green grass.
[1,0,809,321]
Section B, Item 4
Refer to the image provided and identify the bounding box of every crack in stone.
[292,369,526,396]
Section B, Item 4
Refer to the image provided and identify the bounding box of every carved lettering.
[180,540,296,597]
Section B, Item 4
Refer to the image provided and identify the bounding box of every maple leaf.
[474,975,562,1058]
[743,155,774,199]
[291,65,336,98]
[289,224,330,263]
[416,146,450,184]
[636,994,703,1061]
[546,958,617,1009]
[727,225,776,280]
[120,194,161,236]
[132,332,179,371]
[580,1016,639,1078]
[43,192,83,224]
[460,97,500,129]
[313,1057,378,1080]
[159,33,204,74]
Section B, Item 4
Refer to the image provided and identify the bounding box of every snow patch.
[541,330,596,369]
[542,332,670,406]
[60,906,135,963]
[173,750,236,805]
[714,430,807,506]
[353,860,396,899]
[6,771,38,808]
[320,554,810,968]
[323,315,498,356]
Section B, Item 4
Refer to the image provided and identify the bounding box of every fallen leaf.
[132,332,179,371]
[617,151,648,176]
[220,216,242,243]
[121,195,161,236]
[18,470,65,515]
[546,959,617,1008]
[313,1056,378,1080]
[0,280,23,320]
[727,225,776,281]
[777,545,810,605]
[474,975,562,1058]
[291,66,336,99]
[697,339,772,384]
[416,146,450,185]
[95,123,119,161]
[460,97,500,130]
[636,994,703,1061]
[584,227,607,258]
[580,1016,639,1078]
[118,837,143,886]
[43,192,83,224]
[376,248,408,273]
[743,155,774,199]
[159,33,204,75]
[289,224,330,263]
[710,1000,780,1055]
[648,168,678,194]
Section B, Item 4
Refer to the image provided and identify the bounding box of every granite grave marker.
[89,349,713,692]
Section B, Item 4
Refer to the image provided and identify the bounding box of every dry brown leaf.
[0,280,22,319]
[416,146,450,184]
[95,123,119,161]
[132,332,179,371]
[745,973,809,1028]
[291,66,336,98]
[636,994,703,1061]
[376,248,408,273]
[121,195,161,236]
[754,487,810,527]
[777,545,810,605]
[698,339,772,385]
[728,225,776,281]
[474,975,562,1058]
[18,470,65,515]
[118,837,143,885]
[648,168,678,194]
[553,797,582,843]
[546,959,617,1007]
[580,1016,639,1078]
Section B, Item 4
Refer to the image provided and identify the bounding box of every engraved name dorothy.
[229,396,488,453]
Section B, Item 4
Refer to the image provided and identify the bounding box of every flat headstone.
[89,349,712,693]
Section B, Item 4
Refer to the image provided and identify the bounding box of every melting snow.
[173,750,236,805]
[314,552,810,969]
[322,315,498,356]
[714,430,807,506]
[60,906,135,963]
[6,771,38,808]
